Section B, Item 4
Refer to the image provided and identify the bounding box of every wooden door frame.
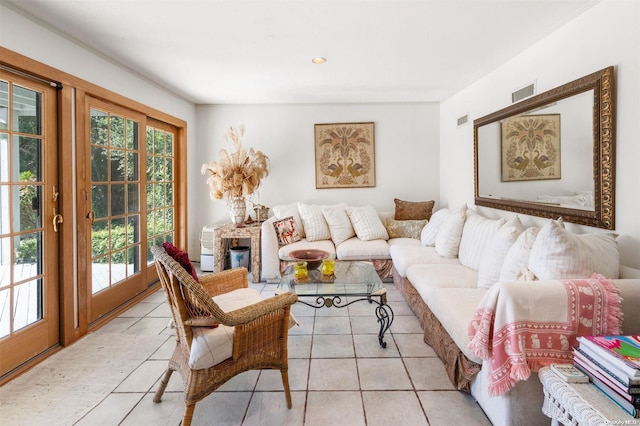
[0,47,188,349]
[0,68,60,378]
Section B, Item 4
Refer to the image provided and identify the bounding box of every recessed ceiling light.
[311,57,327,64]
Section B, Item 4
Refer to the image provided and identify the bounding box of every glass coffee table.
[278,261,394,348]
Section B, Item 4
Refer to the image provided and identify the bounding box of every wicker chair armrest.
[199,268,249,297]
[184,317,220,327]
[220,291,297,326]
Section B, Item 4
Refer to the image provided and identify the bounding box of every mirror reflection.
[474,66,615,229]
[477,90,594,210]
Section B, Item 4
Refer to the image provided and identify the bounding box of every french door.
[80,98,177,323]
[82,99,146,323]
[0,70,59,377]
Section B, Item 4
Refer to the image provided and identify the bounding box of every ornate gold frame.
[474,66,615,229]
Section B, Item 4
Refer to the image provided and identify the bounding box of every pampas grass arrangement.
[201,125,270,202]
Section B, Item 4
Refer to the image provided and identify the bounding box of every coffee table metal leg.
[294,293,394,348]
[375,302,394,348]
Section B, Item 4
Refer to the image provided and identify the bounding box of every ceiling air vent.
[457,114,469,127]
[512,83,535,103]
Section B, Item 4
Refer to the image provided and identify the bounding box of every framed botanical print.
[314,122,375,188]
[501,114,561,182]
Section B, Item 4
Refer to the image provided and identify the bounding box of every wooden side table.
[212,223,262,283]
[538,366,637,425]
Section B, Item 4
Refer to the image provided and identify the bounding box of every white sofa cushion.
[189,288,262,369]
[336,237,391,260]
[528,219,620,280]
[346,205,389,241]
[298,203,331,241]
[322,203,355,245]
[189,288,298,370]
[388,237,422,248]
[458,211,505,271]
[427,288,486,363]
[272,202,305,238]
[406,263,478,305]
[278,239,336,260]
[421,208,449,246]
[435,204,467,258]
[499,227,539,282]
[477,217,525,289]
[390,244,460,277]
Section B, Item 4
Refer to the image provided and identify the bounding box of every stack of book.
[573,335,640,418]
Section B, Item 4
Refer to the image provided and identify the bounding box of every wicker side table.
[538,366,637,426]
[212,223,261,283]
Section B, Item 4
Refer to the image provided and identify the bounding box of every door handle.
[87,210,95,225]
[53,208,64,233]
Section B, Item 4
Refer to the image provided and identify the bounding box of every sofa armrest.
[261,217,281,281]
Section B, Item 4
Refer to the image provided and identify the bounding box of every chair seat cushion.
[189,288,297,370]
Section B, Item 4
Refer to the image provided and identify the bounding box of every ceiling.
[3,0,600,105]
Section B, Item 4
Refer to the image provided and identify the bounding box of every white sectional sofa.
[390,204,640,425]
[261,201,426,282]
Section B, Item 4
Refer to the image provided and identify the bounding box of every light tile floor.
[0,275,492,426]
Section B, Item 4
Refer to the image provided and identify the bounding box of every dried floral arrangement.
[201,126,270,201]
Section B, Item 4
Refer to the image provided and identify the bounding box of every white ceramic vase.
[228,196,246,226]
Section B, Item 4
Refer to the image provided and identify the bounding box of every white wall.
[1,2,198,251]
[192,102,440,254]
[0,5,196,127]
[439,0,640,268]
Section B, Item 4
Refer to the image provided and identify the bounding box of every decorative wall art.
[501,114,561,182]
[314,122,375,189]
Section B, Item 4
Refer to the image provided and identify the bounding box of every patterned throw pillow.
[273,216,301,246]
[394,198,435,220]
[385,219,427,239]
[162,241,199,282]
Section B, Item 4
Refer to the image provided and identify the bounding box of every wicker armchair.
[151,245,297,425]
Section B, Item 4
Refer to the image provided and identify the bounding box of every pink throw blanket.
[467,274,621,396]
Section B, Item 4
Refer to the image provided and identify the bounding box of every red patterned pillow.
[273,216,301,246]
[162,242,199,282]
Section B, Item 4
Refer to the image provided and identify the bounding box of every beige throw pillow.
[385,219,427,239]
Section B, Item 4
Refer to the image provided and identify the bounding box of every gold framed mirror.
[474,66,615,229]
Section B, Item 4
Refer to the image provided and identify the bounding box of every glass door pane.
[0,73,59,379]
[90,109,141,295]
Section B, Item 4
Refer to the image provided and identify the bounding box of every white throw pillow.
[499,227,540,282]
[458,210,505,271]
[322,204,355,245]
[434,204,467,258]
[272,202,305,238]
[298,203,331,241]
[421,208,449,246]
[346,205,389,241]
[477,216,525,288]
[528,219,619,280]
